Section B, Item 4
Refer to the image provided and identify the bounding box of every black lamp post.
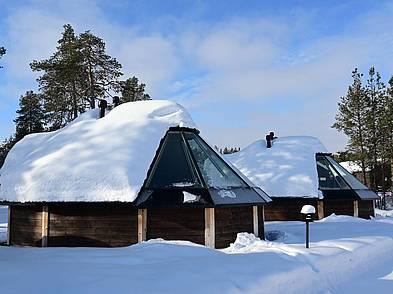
[300,205,315,249]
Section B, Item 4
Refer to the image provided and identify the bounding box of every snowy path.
[0,211,392,293]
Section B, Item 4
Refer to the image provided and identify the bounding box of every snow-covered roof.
[226,136,328,198]
[0,100,196,203]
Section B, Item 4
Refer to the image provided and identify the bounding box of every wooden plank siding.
[48,204,138,247]
[323,200,354,217]
[9,205,43,246]
[358,200,375,219]
[214,206,253,249]
[147,207,205,245]
[9,204,138,247]
[264,199,319,221]
[9,204,266,248]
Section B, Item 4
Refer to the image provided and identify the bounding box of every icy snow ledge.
[0,100,196,202]
[227,136,327,198]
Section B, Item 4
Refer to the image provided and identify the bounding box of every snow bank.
[0,100,196,202]
[227,136,327,198]
[1,216,393,293]
[375,208,393,218]
[318,213,368,223]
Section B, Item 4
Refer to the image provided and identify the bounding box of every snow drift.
[226,136,327,198]
[0,100,196,202]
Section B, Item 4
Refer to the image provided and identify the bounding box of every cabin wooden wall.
[9,205,43,246]
[9,204,138,247]
[323,200,354,217]
[215,206,253,249]
[49,204,138,247]
[358,200,375,219]
[9,204,265,248]
[264,199,319,221]
[147,207,205,245]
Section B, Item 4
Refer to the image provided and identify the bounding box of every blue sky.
[1,0,393,151]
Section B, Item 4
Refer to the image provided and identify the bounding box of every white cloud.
[2,1,393,150]
[117,36,180,95]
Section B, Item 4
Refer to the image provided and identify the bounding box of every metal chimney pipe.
[112,96,120,107]
[266,134,272,148]
[98,99,108,118]
[269,132,275,140]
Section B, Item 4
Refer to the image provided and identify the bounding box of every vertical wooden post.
[252,206,259,237]
[372,200,376,218]
[7,206,11,246]
[259,205,265,240]
[138,209,147,242]
[317,200,324,219]
[41,205,49,247]
[353,200,359,217]
[204,208,215,248]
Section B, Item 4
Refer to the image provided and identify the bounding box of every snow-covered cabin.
[227,134,378,220]
[0,100,271,248]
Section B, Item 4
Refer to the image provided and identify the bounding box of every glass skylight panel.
[183,133,246,188]
[316,155,350,189]
[325,156,369,190]
[148,132,202,189]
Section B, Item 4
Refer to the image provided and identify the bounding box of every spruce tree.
[119,76,151,103]
[14,91,45,141]
[332,68,369,185]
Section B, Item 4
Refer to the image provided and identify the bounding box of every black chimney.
[98,99,108,118]
[269,131,275,140]
[112,96,120,107]
[266,134,272,148]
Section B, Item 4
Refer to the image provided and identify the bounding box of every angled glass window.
[316,155,350,189]
[147,132,202,189]
[325,156,368,189]
[183,133,246,188]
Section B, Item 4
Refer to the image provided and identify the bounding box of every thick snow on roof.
[227,136,328,198]
[0,100,196,203]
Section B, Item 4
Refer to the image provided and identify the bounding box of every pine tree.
[384,77,393,197]
[78,30,123,108]
[332,68,369,185]
[31,24,86,129]
[0,136,17,168]
[364,67,386,190]
[0,46,5,68]
[31,24,123,129]
[14,91,45,141]
[119,76,151,103]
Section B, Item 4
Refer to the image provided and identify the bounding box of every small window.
[184,133,246,188]
[148,132,202,189]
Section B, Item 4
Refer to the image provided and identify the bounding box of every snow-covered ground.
[0,209,392,293]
